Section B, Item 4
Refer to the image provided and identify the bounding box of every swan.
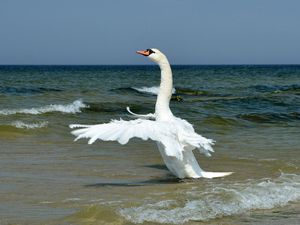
[69,48,233,179]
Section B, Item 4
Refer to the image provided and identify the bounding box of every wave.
[119,173,300,224]
[132,86,176,95]
[115,86,209,97]
[202,115,240,127]
[199,112,300,126]
[86,102,153,114]
[0,86,62,95]
[250,84,300,94]
[10,121,48,129]
[132,86,210,96]
[0,100,88,116]
[175,87,209,96]
[238,112,300,123]
[198,112,300,127]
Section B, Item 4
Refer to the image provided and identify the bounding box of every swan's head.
[136,48,167,64]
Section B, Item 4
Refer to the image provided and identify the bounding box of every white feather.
[70,118,189,160]
[70,117,215,161]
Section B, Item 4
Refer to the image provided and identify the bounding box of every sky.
[0,0,300,65]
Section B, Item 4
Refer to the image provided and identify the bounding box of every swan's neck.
[155,59,173,120]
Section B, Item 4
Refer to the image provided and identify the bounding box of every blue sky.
[0,0,300,65]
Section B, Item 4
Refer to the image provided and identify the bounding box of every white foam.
[132,86,176,95]
[0,100,87,116]
[40,201,54,204]
[63,198,81,203]
[119,173,300,224]
[11,121,48,129]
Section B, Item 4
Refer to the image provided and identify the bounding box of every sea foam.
[132,86,176,95]
[11,121,48,129]
[119,173,300,224]
[0,100,87,116]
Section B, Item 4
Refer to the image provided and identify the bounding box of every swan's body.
[70,49,232,179]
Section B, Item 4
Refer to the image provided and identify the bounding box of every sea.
[0,65,299,225]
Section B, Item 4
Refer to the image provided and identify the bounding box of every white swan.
[70,48,233,179]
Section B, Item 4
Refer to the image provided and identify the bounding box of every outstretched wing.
[174,117,215,157]
[70,119,184,160]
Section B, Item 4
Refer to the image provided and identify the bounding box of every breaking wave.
[10,121,48,129]
[119,173,300,224]
[132,86,176,95]
[0,100,88,116]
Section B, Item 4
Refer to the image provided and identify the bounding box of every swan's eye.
[147,49,155,55]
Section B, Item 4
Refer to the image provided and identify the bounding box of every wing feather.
[70,119,183,159]
[174,117,215,157]
[70,117,215,160]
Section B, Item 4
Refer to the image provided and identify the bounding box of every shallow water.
[0,65,299,225]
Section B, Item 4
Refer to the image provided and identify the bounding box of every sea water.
[0,65,299,224]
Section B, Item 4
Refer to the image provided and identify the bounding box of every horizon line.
[1,64,300,66]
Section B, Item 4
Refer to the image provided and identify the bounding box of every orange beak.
[136,50,150,56]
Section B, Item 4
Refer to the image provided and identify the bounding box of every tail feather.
[201,171,233,179]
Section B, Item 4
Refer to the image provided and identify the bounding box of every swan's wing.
[181,132,215,156]
[126,107,155,119]
[175,117,215,157]
[70,119,183,160]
